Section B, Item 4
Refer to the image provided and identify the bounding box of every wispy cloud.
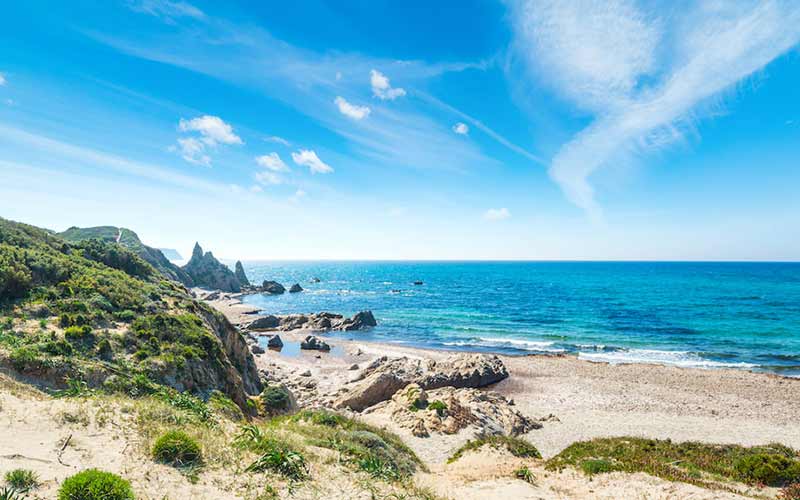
[452,122,469,135]
[334,96,371,120]
[292,149,333,174]
[483,207,510,221]
[254,170,282,185]
[128,0,204,21]
[0,73,6,86]
[265,135,290,146]
[173,115,242,165]
[256,152,289,171]
[289,189,306,203]
[509,0,800,218]
[370,70,406,100]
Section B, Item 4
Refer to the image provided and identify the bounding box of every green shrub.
[58,469,134,500]
[4,468,39,492]
[9,346,48,372]
[735,454,800,486]
[427,400,447,416]
[209,390,244,421]
[514,465,536,484]
[581,459,615,475]
[0,486,24,500]
[152,430,202,467]
[64,325,95,348]
[234,425,308,480]
[261,385,290,414]
[448,435,541,463]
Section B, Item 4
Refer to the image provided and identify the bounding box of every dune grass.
[447,435,541,464]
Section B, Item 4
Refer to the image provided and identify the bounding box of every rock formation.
[248,315,280,330]
[289,283,303,293]
[267,335,283,349]
[234,260,250,287]
[261,280,286,294]
[300,335,331,351]
[182,243,242,292]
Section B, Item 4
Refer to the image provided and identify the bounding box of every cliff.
[181,243,242,293]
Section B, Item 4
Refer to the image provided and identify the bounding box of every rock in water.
[339,310,377,330]
[182,242,242,292]
[262,280,286,294]
[300,335,331,351]
[234,260,250,287]
[289,283,303,293]
[247,315,280,330]
[311,277,321,283]
[267,335,283,349]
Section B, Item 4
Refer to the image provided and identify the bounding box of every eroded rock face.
[247,315,280,330]
[335,354,508,411]
[367,383,538,437]
[300,335,331,351]
[182,243,242,292]
[234,260,250,287]
[272,311,377,332]
[261,281,286,294]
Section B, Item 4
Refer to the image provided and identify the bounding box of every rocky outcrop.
[234,260,250,287]
[340,310,377,330]
[271,311,377,332]
[261,280,286,294]
[247,315,280,330]
[267,335,283,349]
[182,243,242,292]
[366,383,538,437]
[300,335,330,351]
[289,283,303,293]
[335,354,508,411]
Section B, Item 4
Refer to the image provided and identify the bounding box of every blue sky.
[1,0,799,260]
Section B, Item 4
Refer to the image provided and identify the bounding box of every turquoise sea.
[240,262,800,377]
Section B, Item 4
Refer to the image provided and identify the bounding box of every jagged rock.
[349,364,359,370]
[339,310,377,331]
[247,315,280,330]
[262,280,286,294]
[300,335,330,351]
[300,370,312,377]
[234,260,250,287]
[205,291,221,301]
[289,283,303,293]
[251,344,265,354]
[335,354,508,411]
[367,383,538,437]
[182,243,242,292]
[267,335,283,349]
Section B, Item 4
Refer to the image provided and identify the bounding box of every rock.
[267,335,283,349]
[374,384,538,437]
[204,291,221,301]
[261,280,286,294]
[247,315,280,330]
[251,344,265,354]
[234,260,250,287]
[413,281,423,285]
[300,335,331,351]
[349,363,359,370]
[300,370,312,377]
[338,310,377,331]
[311,277,321,283]
[182,243,243,292]
[289,283,303,293]
[335,353,509,411]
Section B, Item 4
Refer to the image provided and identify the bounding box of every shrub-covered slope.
[58,225,194,286]
[0,217,261,408]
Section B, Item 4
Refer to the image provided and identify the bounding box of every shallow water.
[240,261,800,376]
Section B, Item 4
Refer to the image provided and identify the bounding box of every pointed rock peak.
[234,260,250,286]
[192,242,204,259]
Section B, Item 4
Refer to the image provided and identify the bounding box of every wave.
[578,348,758,369]
[442,336,565,353]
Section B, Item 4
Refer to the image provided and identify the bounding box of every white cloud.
[254,170,283,185]
[289,189,306,203]
[175,137,210,166]
[250,185,263,193]
[265,135,290,146]
[291,149,333,174]
[179,115,242,145]
[452,122,469,135]
[128,0,205,21]
[484,208,511,221]
[0,73,6,86]
[510,0,800,218]
[370,69,406,100]
[334,96,370,120]
[174,115,242,166]
[255,152,289,171]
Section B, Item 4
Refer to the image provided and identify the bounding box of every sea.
[239,261,800,377]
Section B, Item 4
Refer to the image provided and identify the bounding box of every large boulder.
[338,310,377,331]
[247,315,280,330]
[262,280,286,294]
[267,335,283,349]
[300,335,330,351]
[289,283,303,293]
[335,354,508,412]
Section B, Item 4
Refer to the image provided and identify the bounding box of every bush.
[448,435,541,463]
[234,425,308,480]
[514,465,536,484]
[581,459,615,475]
[735,454,800,486]
[58,469,134,500]
[4,468,39,492]
[152,430,202,467]
[0,486,25,500]
[261,385,290,414]
[427,400,447,416]
[9,346,47,372]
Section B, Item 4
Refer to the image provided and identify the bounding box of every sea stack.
[234,260,250,287]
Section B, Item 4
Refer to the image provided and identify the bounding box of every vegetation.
[448,435,541,464]
[4,469,38,492]
[547,437,800,489]
[0,487,24,500]
[426,400,447,416]
[57,469,135,500]
[152,430,203,467]
[260,385,291,414]
[514,465,536,484]
[234,425,308,481]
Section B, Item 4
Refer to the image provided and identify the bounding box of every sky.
[1,0,799,261]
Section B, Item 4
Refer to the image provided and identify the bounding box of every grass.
[260,385,290,414]
[426,400,447,416]
[234,425,308,481]
[514,465,536,484]
[447,435,541,464]
[547,437,800,489]
[58,469,135,500]
[4,469,39,492]
[152,430,203,467]
[0,487,24,500]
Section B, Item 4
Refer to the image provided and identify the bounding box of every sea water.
[240,261,800,377]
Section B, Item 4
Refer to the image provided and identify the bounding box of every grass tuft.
[152,430,203,468]
[448,435,541,464]
[4,469,39,492]
[57,469,134,500]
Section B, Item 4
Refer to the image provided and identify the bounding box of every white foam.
[578,348,757,369]
[442,337,565,353]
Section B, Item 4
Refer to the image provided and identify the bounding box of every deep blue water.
[239,261,800,376]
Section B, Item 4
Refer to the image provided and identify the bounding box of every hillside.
[58,226,194,287]
[1,217,261,409]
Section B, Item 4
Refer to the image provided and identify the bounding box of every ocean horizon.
[240,260,800,377]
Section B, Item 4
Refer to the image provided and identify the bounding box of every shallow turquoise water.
[240,261,800,376]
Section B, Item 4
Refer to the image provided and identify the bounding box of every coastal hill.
[58,225,195,287]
